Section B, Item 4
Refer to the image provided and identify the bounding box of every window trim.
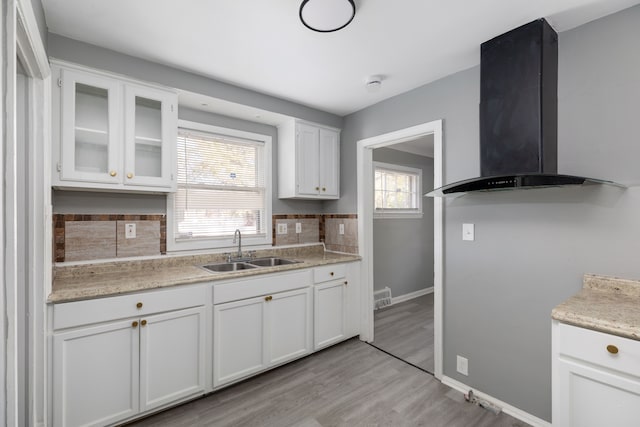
[166,120,272,252]
[373,161,423,219]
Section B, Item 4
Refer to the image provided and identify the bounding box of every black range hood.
[428,18,622,197]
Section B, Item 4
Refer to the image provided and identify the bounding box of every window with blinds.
[374,161,422,219]
[169,122,272,250]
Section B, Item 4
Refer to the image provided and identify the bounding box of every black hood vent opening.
[428,18,623,197]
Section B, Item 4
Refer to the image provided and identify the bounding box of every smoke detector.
[365,75,383,93]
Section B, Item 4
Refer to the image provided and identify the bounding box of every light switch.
[277,223,288,234]
[295,223,302,233]
[462,223,474,241]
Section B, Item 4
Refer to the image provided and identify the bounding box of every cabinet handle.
[322,187,326,192]
[136,302,143,309]
[265,295,273,302]
[344,281,348,286]
[127,172,134,179]
[330,272,334,276]
[132,321,138,328]
[141,320,147,327]
[607,344,619,354]
[109,170,117,177]
[315,187,320,191]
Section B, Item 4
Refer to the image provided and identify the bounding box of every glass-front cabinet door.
[124,84,176,188]
[60,68,121,184]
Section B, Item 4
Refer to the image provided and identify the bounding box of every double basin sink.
[201,257,300,273]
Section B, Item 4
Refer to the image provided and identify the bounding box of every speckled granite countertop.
[50,244,360,303]
[552,274,640,341]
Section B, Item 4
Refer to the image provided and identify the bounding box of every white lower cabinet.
[139,307,206,412]
[53,319,140,427]
[213,287,312,387]
[314,280,347,350]
[552,321,640,427]
[51,287,207,427]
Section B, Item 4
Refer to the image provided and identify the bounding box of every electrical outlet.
[125,223,136,239]
[277,223,288,234]
[462,223,474,241]
[457,355,469,376]
[295,223,302,233]
[339,223,345,235]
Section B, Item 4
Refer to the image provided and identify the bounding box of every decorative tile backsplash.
[272,214,358,254]
[55,213,357,262]
[54,214,166,262]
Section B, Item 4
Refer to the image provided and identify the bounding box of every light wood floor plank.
[373,293,434,372]
[127,339,528,427]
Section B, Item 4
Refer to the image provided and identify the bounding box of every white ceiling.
[42,0,640,116]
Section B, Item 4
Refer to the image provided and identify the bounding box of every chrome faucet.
[233,229,242,259]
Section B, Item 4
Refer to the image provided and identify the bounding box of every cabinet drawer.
[314,264,346,283]
[558,323,640,378]
[214,270,312,304]
[53,285,207,330]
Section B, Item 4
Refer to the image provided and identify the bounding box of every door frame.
[357,119,443,379]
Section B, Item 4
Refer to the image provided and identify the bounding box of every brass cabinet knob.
[127,172,134,179]
[330,272,334,276]
[315,186,320,191]
[141,320,147,327]
[109,170,117,177]
[322,187,326,192]
[607,344,619,354]
[344,281,348,286]
[136,302,143,309]
[265,295,273,302]
[132,321,138,328]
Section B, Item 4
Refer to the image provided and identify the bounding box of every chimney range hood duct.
[428,18,622,197]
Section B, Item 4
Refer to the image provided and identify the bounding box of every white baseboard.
[391,287,433,305]
[441,376,551,427]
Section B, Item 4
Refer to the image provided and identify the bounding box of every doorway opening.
[356,120,443,379]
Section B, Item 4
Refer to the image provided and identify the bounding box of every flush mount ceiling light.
[299,0,356,33]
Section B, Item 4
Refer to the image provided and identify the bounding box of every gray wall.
[53,107,325,214]
[372,148,434,297]
[336,5,640,422]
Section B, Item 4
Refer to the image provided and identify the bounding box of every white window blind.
[374,162,422,218]
[174,128,267,242]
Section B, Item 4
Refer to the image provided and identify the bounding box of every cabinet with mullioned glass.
[52,62,177,192]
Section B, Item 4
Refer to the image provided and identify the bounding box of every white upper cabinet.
[52,61,177,192]
[278,119,340,199]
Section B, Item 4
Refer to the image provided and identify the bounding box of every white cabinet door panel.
[213,297,267,387]
[53,320,139,427]
[267,288,312,365]
[140,307,206,412]
[319,128,339,197]
[314,280,347,350]
[296,123,320,196]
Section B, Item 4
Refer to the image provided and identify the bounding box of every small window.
[374,162,422,219]
[167,121,272,251]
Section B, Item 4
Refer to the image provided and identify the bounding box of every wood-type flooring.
[128,337,528,427]
[372,293,434,373]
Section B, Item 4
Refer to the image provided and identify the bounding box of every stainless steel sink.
[201,262,258,273]
[247,257,300,267]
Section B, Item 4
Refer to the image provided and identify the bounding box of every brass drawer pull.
[132,321,138,328]
[136,302,143,309]
[265,295,273,302]
[127,172,134,179]
[109,170,117,177]
[607,345,619,354]
[315,186,320,191]
[322,187,326,192]
[141,320,147,327]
